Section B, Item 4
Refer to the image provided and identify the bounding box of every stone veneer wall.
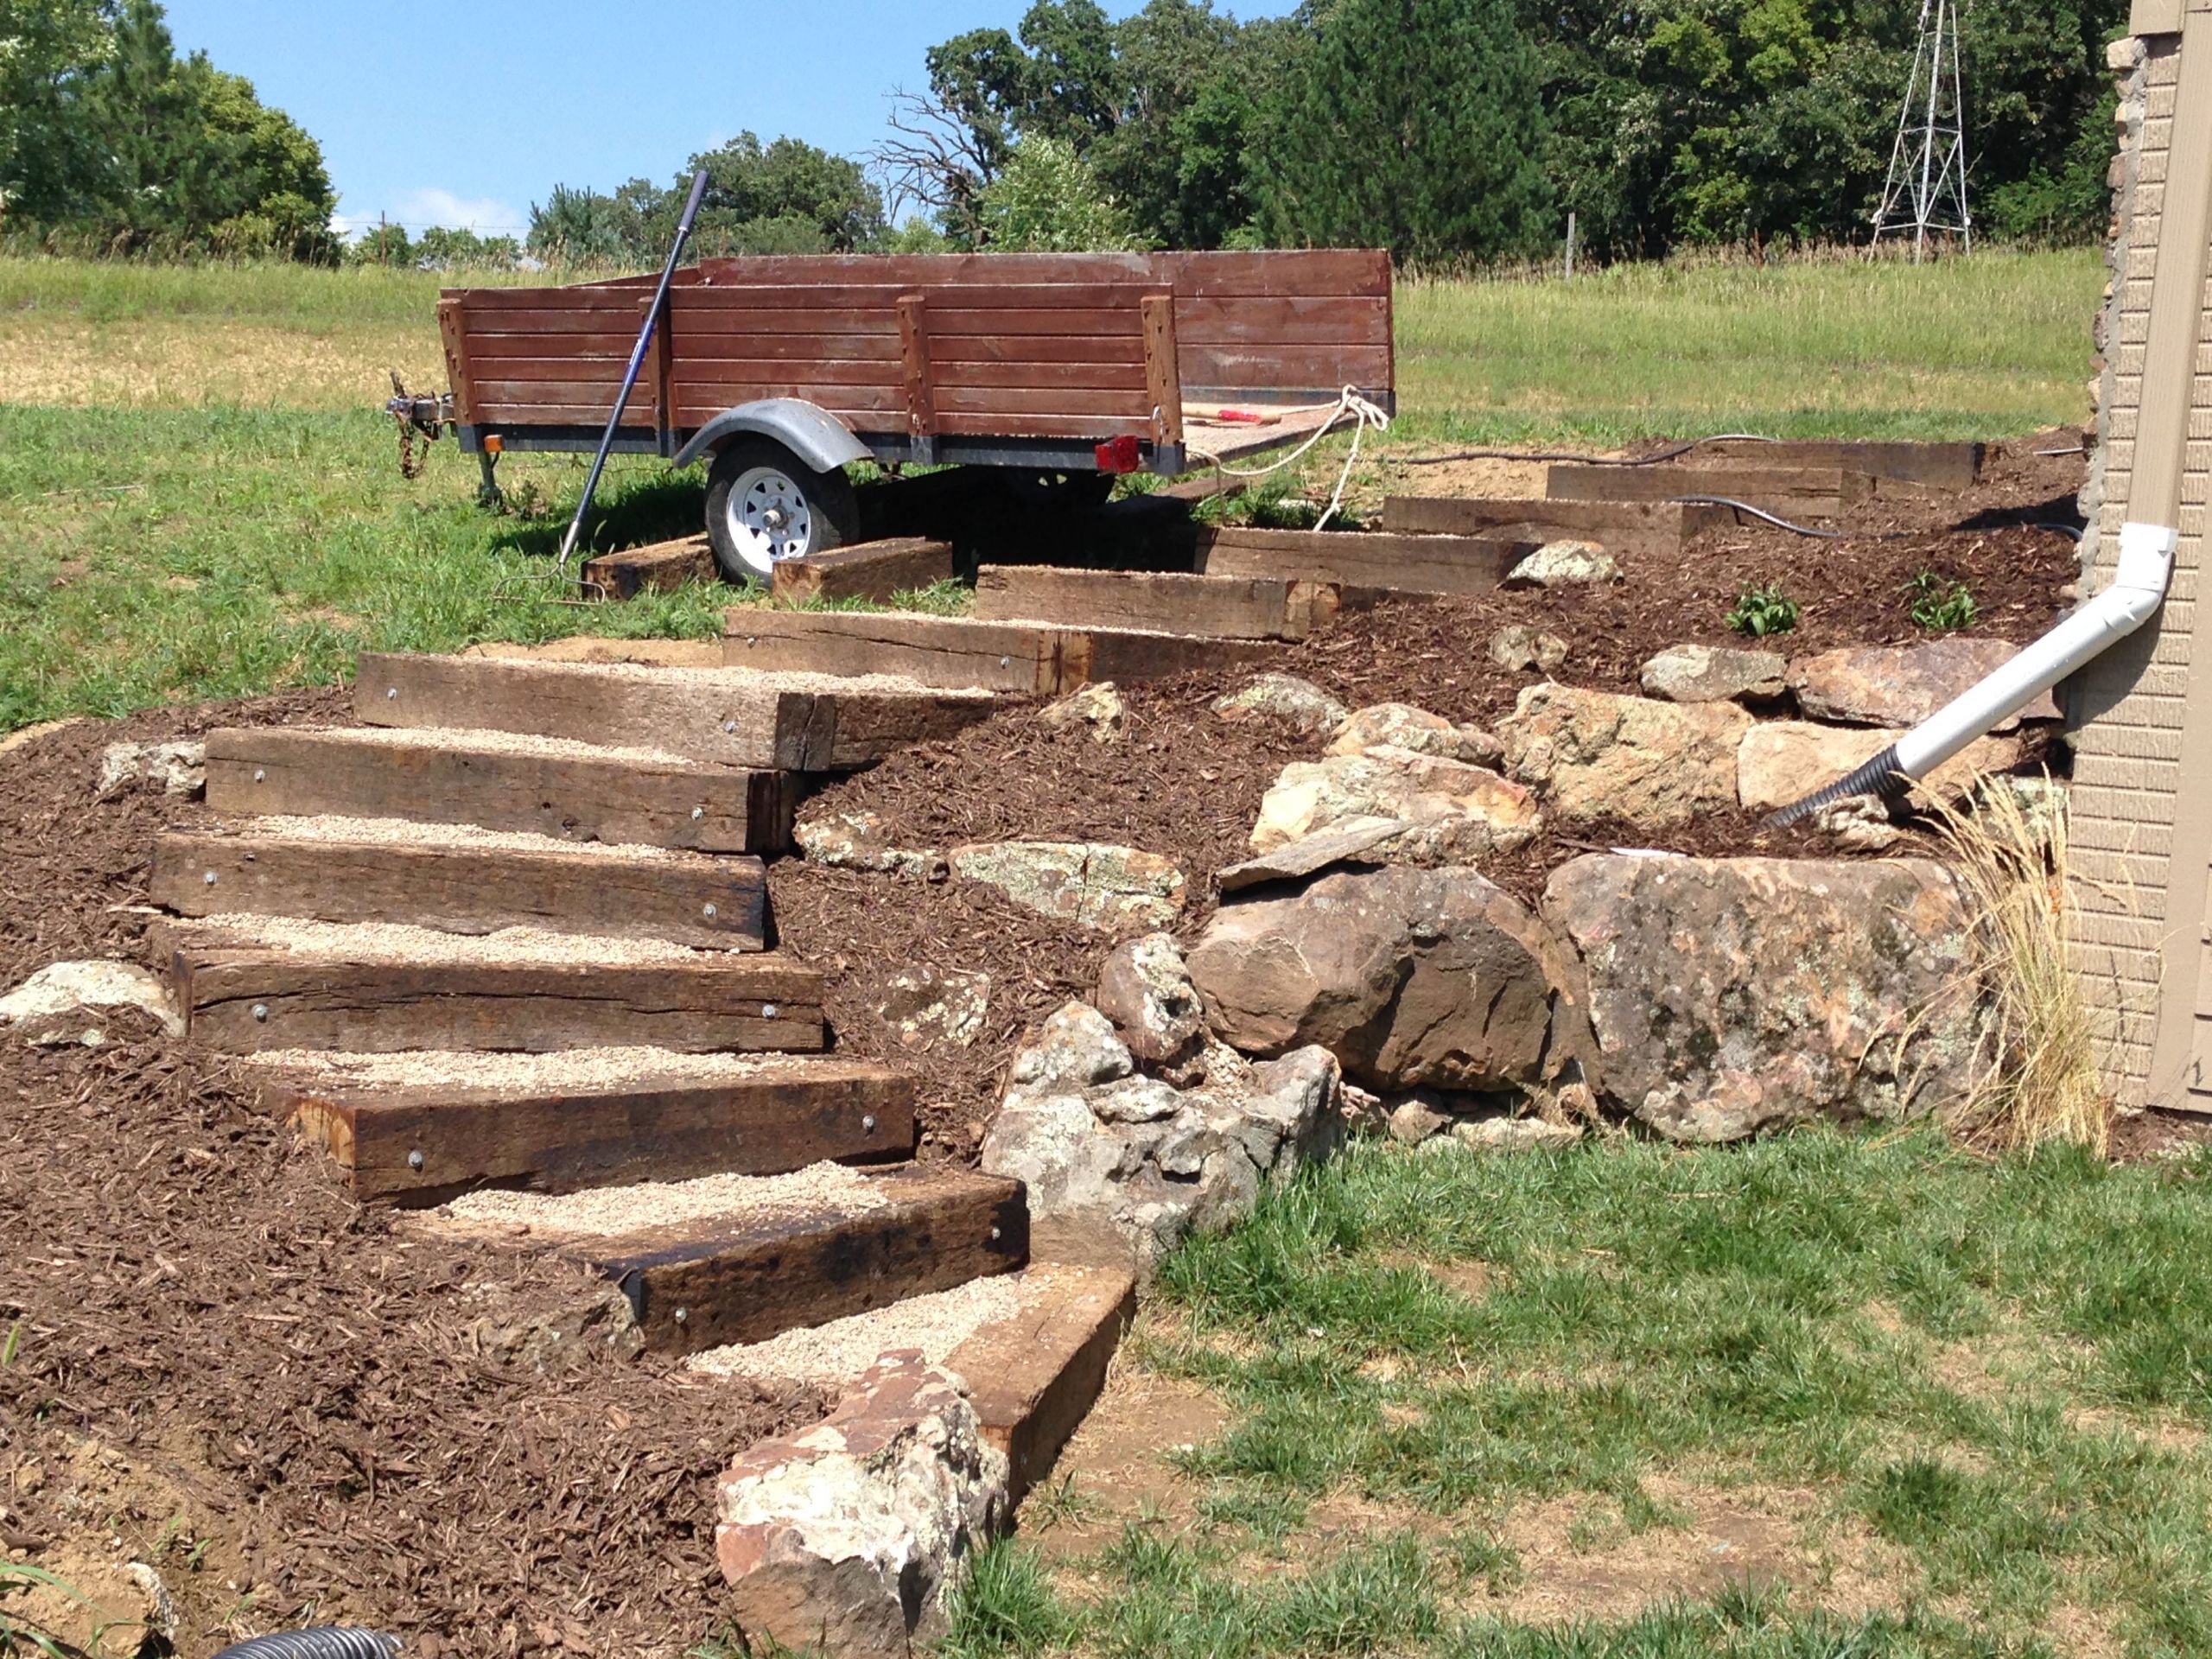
[2069,13,2210,1104]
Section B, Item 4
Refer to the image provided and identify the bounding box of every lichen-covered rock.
[1488,625,1569,674]
[877,967,990,1048]
[1095,932,1205,1066]
[1211,673,1348,735]
[1325,703,1502,766]
[1250,748,1540,864]
[1787,639,2059,729]
[716,1356,1007,1659]
[1186,865,1592,1095]
[96,740,205,801]
[1541,855,1980,1142]
[981,1002,1342,1269]
[1499,684,1751,828]
[1737,722,2020,814]
[950,842,1185,931]
[1637,644,1787,704]
[0,960,182,1046]
[1506,540,1620,587]
[1217,817,1409,893]
[796,810,944,880]
[1039,680,1126,743]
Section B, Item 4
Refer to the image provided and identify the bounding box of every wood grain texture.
[575,1164,1028,1354]
[1141,293,1184,445]
[581,535,715,600]
[1683,439,1982,491]
[163,929,824,1057]
[723,611,1062,693]
[1058,626,1280,688]
[150,830,767,951]
[263,1057,914,1206]
[352,652,995,770]
[949,1264,1137,1502]
[203,727,794,854]
[768,538,955,607]
[1198,526,1525,596]
[973,565,1332,641]
[1546,463,1874,513]
[1379,496,1736,555]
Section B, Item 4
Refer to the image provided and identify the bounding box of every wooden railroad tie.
[770,537,956,607]
[972,564,1341,642]
[1379,496,1738,557]
[580,535,716,600]
[1196,525,1531,596]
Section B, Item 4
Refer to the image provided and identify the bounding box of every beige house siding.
[2071,20,2212,1104]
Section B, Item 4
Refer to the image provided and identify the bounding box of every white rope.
[1185,386,1393,532]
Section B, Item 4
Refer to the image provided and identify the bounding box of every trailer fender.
[672,399,871,475]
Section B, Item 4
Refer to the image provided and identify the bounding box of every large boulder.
[1542,855,1980,1142]
[950,842,1185,931]
[1498,684,1751,828]
[1737,722,2021,814]
[1186,865,1591,1095]
[1638,644,1787,705]
[1249,748,1540,865]
[980,1002,1342,1268]
[716,1356,1006,1659]
[1788,640,2060,730]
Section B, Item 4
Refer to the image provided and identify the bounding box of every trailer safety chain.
[384,374,455,483]
[1186,385,1394,532]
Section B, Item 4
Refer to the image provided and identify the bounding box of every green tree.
[0,0,116,221]
[973,132,1142,251]
[1254,0,1553,264]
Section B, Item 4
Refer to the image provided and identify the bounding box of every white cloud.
[331,187,530,240]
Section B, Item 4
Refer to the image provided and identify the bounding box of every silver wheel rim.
[723,464,814,576]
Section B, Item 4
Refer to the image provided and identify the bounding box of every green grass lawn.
[949,1130,2212,1659]
[0,246,2101,729]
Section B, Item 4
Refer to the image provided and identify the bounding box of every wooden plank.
[1177,345,1394,393]
[1682,439,1983,491]
[898,294,937,443]
[682,280,1166,312]
[931,386,1150,418]
[950,1263,1137,1504]
[150,830,768,952]
[1380,495,1734,555]
[570,1165,1027,1355]
[456,286,685,313]
[975,565,1332,641]
[581,535,715,600]
[162,932,826,1058]
[1142,293,1184,448]
[259,1055,915,1207]
[1151,248,1393,299]
[931,359,1149,391]
[1198,526,1527,596]
[437,299,480,425]
[928,334,1149,367]
[204,728,795,855]
[770,537,955,607]
[724,611,1061,693]
[353,653,996,771]
[667,334,904,364]
[1546,463,1874,512]
[1058,626,1280,689]
[931,411,1151,441]
[461,308,678,336]
[474,404,664,428]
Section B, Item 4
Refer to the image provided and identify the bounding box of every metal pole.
[1915,0,1944,263]
[555,168,711,571]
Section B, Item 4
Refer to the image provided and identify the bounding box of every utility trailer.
[432,250,1395,581]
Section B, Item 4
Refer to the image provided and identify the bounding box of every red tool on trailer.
[404,250,1395,582]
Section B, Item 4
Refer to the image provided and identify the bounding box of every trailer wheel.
[704,439,858,582]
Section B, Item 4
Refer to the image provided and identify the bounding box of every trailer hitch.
[385,372,454,480]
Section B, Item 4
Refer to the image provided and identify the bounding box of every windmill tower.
[1872,0,1973,260]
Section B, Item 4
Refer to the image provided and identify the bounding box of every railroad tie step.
[203,726,796,854]
[691,1259,1135,1503]
[973,564,1342,641]
[152,823,769,951]
[416,1162,1029,1355]
[152,916,825,1056]
[353,652,996,771]
[242,1047,916,1206]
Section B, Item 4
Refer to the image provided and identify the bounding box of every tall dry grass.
[1934,779,2115,1157]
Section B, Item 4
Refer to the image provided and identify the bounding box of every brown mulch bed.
[0,707,823,1659]
[0,439,2093,1655]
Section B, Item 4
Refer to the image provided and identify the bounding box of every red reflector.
[1094,435,1141,474]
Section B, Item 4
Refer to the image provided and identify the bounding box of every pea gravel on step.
[226,815,681,861]
[437,1160,890,1239]
[686,1271,1032,1386]
[245,1046,784,1092]
[172,915,728,967]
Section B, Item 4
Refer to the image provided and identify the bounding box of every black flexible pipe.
[1766,744,1914,828]
[210,1629,401,1659]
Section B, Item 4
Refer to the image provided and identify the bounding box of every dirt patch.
[2108,1107,2212,1164]
[1015,1358,1230,1561]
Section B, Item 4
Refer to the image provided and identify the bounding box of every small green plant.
[1726,582,1801,636]
[1905,569,1979,631]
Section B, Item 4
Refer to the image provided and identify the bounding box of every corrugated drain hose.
[211,1629,401,1659]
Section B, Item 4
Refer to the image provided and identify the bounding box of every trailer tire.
[704,438,858,583]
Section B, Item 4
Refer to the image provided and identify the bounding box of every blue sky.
[160,2,1294,239]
